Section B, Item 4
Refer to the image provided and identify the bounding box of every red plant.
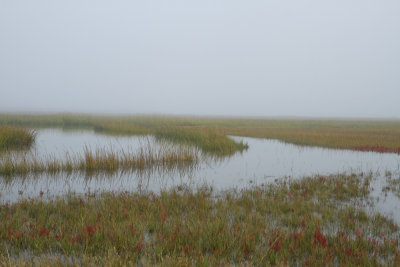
[301,219,306,229]
[271,239,282,252]
[86,225,97,236]
[269,232,283,252]
[313,226,327,247]
[72,233,83,244]
[184,246,189,254]
[55,233,62,239]
[357,145,400,154]
[133,239,144,252]
[8,230,22,241]
[39,227,50,237]
[187,229,193,237]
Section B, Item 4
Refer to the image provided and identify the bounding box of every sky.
[1,0,399,118]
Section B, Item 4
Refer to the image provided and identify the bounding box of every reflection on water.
[1,166,198,203]
[1,129,400,221]
[4,129,159,161]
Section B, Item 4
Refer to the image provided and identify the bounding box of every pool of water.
[1,129,400,220]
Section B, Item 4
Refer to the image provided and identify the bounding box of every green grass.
[154,127,248,156]
[0,126,36,151]
[1,173,399,266]
[0,143,198,177]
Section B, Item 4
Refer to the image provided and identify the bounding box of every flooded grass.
[383,172,400,198]
[0,143,198,176]
[1,173,399,266]
[0,126,36,152]
[1,114,399,154]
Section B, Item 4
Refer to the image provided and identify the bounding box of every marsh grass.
[0,142,199,176]
[1,114,400,155]
[228,126,400,154]
[1,173,399,266]
[154,127,248,156]
[383,173,400,198]
[0,126,36,151]
[94,122,149,136]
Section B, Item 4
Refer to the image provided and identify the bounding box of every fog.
[1,0,399,118]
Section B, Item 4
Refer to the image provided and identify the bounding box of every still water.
[1,129,400,219]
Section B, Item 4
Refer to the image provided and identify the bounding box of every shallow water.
[1,129,400,220]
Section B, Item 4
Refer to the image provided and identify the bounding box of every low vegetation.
[93,121,149,136]
[383,172,400,198]
[228,124,400,154]
[0,143,198,177]
[154,127,248,156]
[1,173,399,266]
[0,114,399,265]
[1,113,399,155]
[0,126,35,151]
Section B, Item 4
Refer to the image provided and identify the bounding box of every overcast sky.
[1,0,399,118]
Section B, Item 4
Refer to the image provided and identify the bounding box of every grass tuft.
[0,126,36,151]
[154,127,248,156]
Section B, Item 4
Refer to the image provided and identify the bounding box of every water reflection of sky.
[1,129,400,222]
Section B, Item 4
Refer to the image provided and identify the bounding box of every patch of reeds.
[0,143,198,176]
[154,127,248,156]
[0,126,36,151]
[1,173,399,265]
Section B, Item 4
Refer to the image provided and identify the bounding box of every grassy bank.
[0,126,35,151]
[1,173,399,266]
[1,113,400,154]
[226,122,400,154]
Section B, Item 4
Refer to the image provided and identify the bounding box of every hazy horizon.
[1,0,399,118]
